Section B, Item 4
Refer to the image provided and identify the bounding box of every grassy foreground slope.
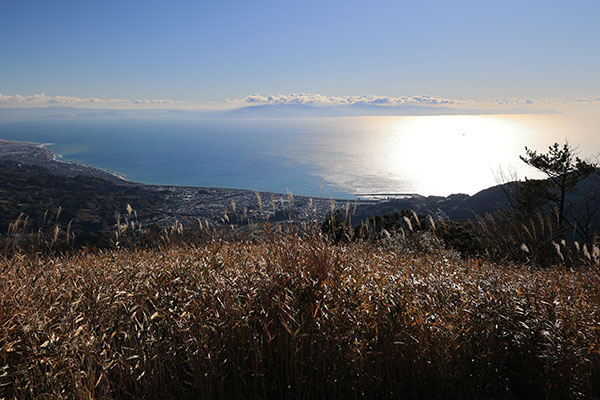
[1,231,599,399]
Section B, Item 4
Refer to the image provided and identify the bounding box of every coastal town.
[0,139,364,230]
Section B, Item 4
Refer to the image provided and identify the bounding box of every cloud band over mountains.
[240,93,460,106]
[0,93,178,107]
[239,93,600,107]
[1,92,599,111]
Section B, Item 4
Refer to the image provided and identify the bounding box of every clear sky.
[1,0,599,108]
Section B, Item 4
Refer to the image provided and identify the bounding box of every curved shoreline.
[51,151,130,182]
[0,139,134,185]
[0,138,363,227]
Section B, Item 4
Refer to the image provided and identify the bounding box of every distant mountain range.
[0,103,558,122]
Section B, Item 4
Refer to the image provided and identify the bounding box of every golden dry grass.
[1,230,599,399]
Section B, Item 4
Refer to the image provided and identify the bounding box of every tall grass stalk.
[2,230,599,399]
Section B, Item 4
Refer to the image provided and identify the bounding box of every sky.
[1,0,599,110]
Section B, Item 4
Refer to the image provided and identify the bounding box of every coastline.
[0,138,366,200]
[0,139,132,185]
[0,138,518,227]
[51,150,131,182]
[0,138,363,228]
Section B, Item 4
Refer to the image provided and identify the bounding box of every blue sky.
[1,0,599,108]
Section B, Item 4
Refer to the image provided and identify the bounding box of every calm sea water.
[1,111,598,198]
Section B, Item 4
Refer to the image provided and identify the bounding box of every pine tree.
[520,142,596,228]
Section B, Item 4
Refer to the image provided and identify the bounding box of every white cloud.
[235,93,600,108]
[567,96,600,104]
[0,92,179,108]
[239,93,460,106]
[1,92,598,111]
[492,96,600,106]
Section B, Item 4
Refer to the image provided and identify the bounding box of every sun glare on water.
[319,114,574,197]
[298,114,587,197]
[379,115,531,196]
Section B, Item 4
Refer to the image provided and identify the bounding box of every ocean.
[1,111,598,198]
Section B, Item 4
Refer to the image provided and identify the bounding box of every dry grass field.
[1,228,599,399]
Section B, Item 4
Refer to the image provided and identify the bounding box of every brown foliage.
[1,231,599,399]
